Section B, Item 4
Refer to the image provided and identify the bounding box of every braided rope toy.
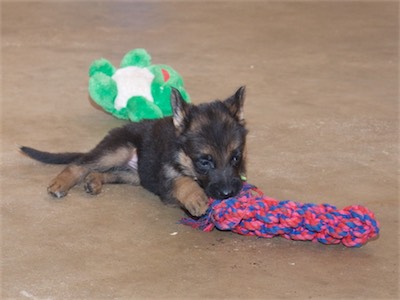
[181,183,380,247]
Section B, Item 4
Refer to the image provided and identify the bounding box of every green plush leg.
[88,73,118,113]
[120,49,151,68]
[89,58,115,77]
[126,97,163,122]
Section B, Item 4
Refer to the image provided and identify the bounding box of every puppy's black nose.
[218,188,235,199]
[208,180,242,200]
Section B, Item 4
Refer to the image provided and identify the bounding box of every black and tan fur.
[20,87,248,216]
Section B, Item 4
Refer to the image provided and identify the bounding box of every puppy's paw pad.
[84,175,103,195]
[84,182,102,195]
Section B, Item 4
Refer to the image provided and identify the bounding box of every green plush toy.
[88,48,191,122]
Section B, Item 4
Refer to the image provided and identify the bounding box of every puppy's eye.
[231,152,242,166]
[196,155,215,172]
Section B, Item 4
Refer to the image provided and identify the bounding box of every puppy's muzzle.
[207,178,243,200]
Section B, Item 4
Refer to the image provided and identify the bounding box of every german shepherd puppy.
[20,87,247,216]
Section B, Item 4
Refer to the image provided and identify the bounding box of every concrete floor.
[1,1,399,299]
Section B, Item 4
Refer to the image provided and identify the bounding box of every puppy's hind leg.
[84,169,140,195]
[47,126,139,198]
[48,146,136,198]
[48,165,89,198]
[48,147,137,198]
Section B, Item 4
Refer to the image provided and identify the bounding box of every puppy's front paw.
[184,190,209,217]
[173,176,209,217]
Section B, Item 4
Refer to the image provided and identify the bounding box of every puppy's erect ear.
[223,86,246,123]
[171,88,189,133]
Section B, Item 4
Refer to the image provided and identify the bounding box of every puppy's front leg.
[173,177,209,216]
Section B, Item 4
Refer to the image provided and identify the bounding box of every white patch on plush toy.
[112,66,155,110]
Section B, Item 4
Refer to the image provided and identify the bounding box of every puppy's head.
[171,87,248,200]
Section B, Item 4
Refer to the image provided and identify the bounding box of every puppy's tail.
[20,146,84,165]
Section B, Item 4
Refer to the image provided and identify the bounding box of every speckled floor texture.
[1,1,399,299]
